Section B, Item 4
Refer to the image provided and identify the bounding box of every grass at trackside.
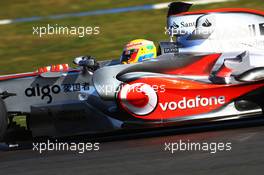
[0,0,171,19]
[0,0,264,75]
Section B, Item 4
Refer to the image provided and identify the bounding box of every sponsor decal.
[202,19,212,27]
[159,95,225,111]
[159,42,178,54]
[119,83,158,116]
[172,23,180,29]
[62,82,90,93]
[167,21,196,36]
[259,23,264,35]
[249,23,264,36]
[126,42,142,48]
[248,24,257,36]
[163,47,178,54]
[172,21,196,29]
[25,83,90,104]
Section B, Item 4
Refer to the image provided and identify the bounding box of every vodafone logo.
[119,83,158,116]
[159,96,225,111]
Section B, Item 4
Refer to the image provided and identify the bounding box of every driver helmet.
[120,39,157,64]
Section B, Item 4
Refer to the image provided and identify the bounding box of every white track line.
[152,0,237,9]
[0,0,237,25]
[0,19,12,25]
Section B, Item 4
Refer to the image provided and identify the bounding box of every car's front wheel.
[0,99,8,141]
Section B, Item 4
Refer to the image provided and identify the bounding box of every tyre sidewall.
[0,99,8,141]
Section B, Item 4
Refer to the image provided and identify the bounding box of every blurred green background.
[0,0,264,75]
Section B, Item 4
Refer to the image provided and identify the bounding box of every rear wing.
[167,2,192,17]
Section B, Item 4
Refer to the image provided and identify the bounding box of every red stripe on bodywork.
[0,72,38,81]
[216,64,233,78]
[0,69,79,81]
[166,54,221,76]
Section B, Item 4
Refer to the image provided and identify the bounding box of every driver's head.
[120,39,157,64]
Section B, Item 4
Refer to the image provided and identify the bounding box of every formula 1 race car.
[1,2,264,141]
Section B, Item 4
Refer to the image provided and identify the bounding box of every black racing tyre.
[0,99,8,141]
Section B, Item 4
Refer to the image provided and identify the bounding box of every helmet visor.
[121,49,138,63]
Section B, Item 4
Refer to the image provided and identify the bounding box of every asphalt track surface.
[1,118,264,175]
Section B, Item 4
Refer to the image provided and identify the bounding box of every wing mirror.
[73,56,99,72]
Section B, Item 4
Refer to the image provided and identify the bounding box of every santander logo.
[159,95,225,111]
